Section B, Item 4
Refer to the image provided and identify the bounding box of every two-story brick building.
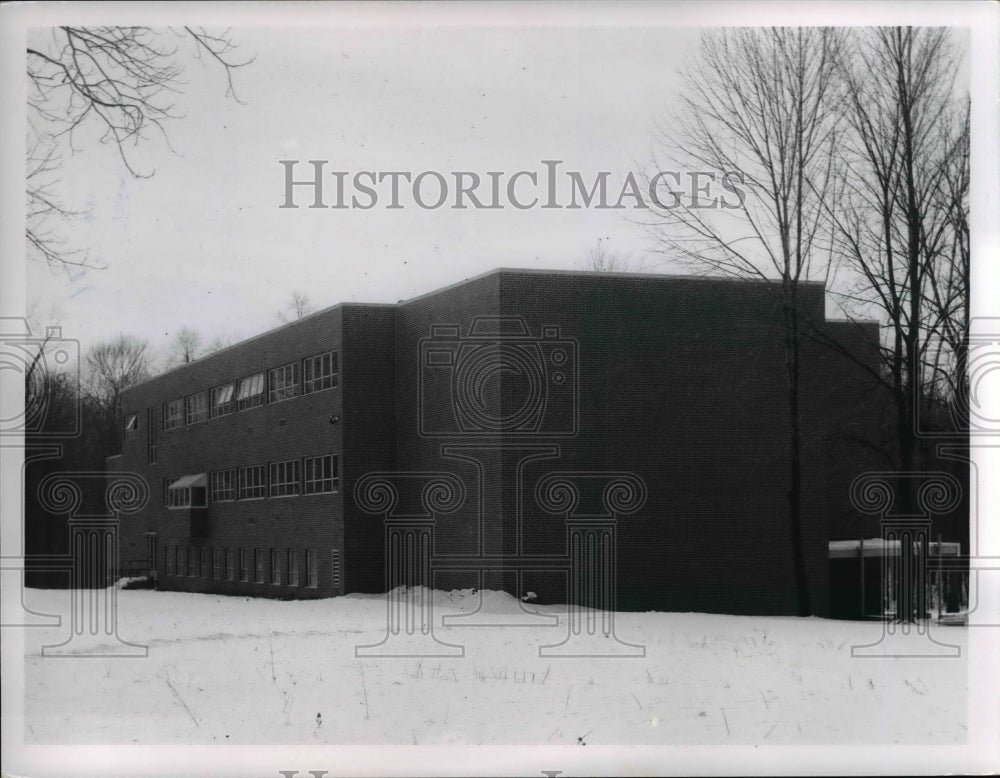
[112,268,888,616]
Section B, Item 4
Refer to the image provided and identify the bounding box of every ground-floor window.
[255,548,265,583]
[176,547,185,577]
[287,549,299,587]
[188,547,198,577]
[306,549,318,588]
[227,548,236,581]
[240,549,250,582]
[201,548,211,577]
[270,549,281,585]
[214,548,224,579]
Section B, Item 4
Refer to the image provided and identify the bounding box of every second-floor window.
[269,363,300,403]
[236,373,265,410]
[163,399,183,430]
[211,383,235,418]
[185,391,208,424]
[123,413,139,440]
[303,351,338,394]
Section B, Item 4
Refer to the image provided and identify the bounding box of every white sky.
[9,2,989,366]
[23,19,698,360]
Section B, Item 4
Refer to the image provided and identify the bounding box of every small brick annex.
[112,268,888,616]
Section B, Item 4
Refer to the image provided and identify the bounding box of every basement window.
[167,473,207,509]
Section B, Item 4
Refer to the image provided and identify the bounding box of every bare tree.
[26,26,252,267]
[278,291,317,323]
[166,327,203,367]
[813,28,967,621]
[583,238,635,273]
[84,336,151,444]
[647,28,843,616]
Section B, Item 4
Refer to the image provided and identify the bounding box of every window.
[303,351,338,394]
[269,460,300,497]
[271,549,281,585]
[238,465,267,500]
[269,363,300,403]
[211,383,235,418]
[226,548,236,581]
[255,548,265,584]
[306,549,318,588]
[287,549,299,587]
[210,469,237,502]
[124,413,139,440]
[176,546,185,577]
[214,548,224,580]
[162,477,173,507]
[188,547,198,577]
[236,373,265,410]
[165,546,175,575]
[303,455,338,494]
[201,548,211,577]
[240,549,251,582]
[147,408,157,464]
[167,474,207,508]
[185,392,208,424]
[163,399,183,430]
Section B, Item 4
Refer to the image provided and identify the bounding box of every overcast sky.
[6,2,994,366]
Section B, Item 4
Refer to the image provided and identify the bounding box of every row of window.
[163,545,321,588]
[163,455,338,507]
[123,350,339,438]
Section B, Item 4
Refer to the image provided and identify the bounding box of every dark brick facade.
[114,269,886,615]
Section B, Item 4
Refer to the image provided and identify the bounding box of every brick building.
[112,268,888,616]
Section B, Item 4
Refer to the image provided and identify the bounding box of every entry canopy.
[169,473,207,490]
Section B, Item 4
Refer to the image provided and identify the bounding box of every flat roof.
[125,267,831,393]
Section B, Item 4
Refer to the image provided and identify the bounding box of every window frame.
[287,549,299,587]
[306,549,318,589]
[163,399,183,430]
[210,469,237,502]
[236,372,265,411]
[270,549,281,585]
[269,459,300,497]
[238,464,267,500]
[254,548,265,584]
[268,362,300,403]
[303,351,338,394]
[240,548,251,582]
[185,391,209,425]
[303,454,338,495]
[210,382,235,418]
[123,413,139,440]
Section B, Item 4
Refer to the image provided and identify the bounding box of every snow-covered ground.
[19,586,969,746]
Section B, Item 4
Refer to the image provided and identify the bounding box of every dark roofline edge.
[123,267,835,393]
